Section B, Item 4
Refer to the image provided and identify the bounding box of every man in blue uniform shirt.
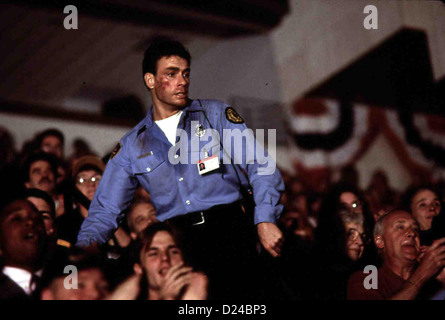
[77,40,285,298]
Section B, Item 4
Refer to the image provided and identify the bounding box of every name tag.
[197,155,220,175]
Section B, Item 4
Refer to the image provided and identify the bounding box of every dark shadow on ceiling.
[9,0,289,37]
[306,28,444,116]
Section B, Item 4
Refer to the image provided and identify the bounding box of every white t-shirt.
[155,110,183,146]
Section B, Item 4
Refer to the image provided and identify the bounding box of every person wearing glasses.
[72,156,104,206]
[316,184,378,256]
[341,209,369,262]
[308,205,374,300]
[55,156,105,247]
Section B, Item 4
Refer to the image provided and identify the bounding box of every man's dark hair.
[76,164,103,177]
[400,184,440,213]
[21,152,59,183]
[23,188,56,219]
[133,222,188,265]
[34,128,65,147]
[142,39,191,86]
[126,198,153,233]
[0,196,39,238]
[132,222,190,300]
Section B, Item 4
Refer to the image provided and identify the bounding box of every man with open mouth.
[347,209,445,300]
[0,197,47,300]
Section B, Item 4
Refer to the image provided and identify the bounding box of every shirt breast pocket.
[133,155,171,194]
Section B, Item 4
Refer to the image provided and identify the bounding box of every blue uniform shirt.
[77,99,284,246]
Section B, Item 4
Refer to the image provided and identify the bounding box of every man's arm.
[216,103,285,256]
[76,140,139,247]
[257,222,284,257]
[390,238,445,300]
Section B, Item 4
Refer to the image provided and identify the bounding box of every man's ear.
[24,182,31,189]
[144,73,155,89]
[375,235,384,250]
[134,263,143,275]
[130,232,138,241]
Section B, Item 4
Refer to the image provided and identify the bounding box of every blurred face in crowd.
[290,179,304,195]
[340,192,363,214]
[134,186,151,202]
[280,192,289,207]
[135,231,184,290]
[75,169,102,201]
[344,222,365,261]
[292,194,308,214]
[128,202,156,239]
[75,268,109,300]
[41,268,109,300]
[0,200,46,271]
[410,189,441,231]
[41,135,63,159]
[376,211,420,265]
[280,211,300,231]
[56,165,66,184]
[27,196,55,236]
[25,160,56,194]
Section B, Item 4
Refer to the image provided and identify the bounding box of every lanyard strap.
[197,99,253,194]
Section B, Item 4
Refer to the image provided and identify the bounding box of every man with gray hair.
[347,209,445,299]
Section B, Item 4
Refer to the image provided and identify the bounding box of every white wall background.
[0,113,129,158]
[355,133,412,191]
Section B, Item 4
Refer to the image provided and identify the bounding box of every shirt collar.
[144,99,202,128]
[2,266,33,295]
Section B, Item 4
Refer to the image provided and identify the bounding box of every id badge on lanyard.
[197,149,219,175]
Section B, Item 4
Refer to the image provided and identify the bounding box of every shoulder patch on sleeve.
[225,107,244,124]
[110,142,122,160]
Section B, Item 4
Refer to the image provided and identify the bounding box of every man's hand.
[257,222,283,257]
[182,272,208,300]
[159,264,193,300]
[417,245,429,262]
[413,238,445,284]
[436,266,445,286]
[106,274,141,300]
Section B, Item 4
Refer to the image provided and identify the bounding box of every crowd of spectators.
[0,125,444,300]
